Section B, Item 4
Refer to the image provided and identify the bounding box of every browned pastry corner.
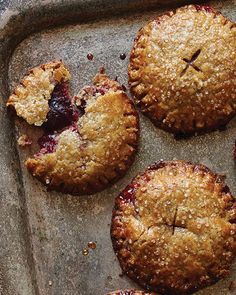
[7,60,71,126]
[111,160,236,294]
[106,291,156,295]
[22,68,139,195]
[129,5,236,136]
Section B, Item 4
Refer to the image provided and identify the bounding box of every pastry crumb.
[17,134,32,147]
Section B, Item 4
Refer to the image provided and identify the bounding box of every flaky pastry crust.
[129,5,236,135]
[111,161,236,294]
[25,72,139,195]
[7,60,71,126]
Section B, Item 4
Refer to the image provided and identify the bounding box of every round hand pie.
[111,161,236,294]
[7,61,139,195]
[129,5,236,136]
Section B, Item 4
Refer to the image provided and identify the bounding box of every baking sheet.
[1,0,236,294]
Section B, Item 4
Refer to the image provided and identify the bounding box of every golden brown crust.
[93,70,123,91]
[7,60,71,126]
[25,73,139,195]
[129,5,236,135]
[111,161,236,294]
[106,291,155,295]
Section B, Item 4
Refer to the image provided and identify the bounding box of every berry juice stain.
[195,5,214,13]
[87,53,94,60]
[82,249,89,256]
[87,241,97,250]
[38,134,57,154]
[120,53,126,60]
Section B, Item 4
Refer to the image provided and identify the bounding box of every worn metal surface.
[1,0,236,294]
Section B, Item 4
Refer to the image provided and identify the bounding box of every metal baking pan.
[1,0,236,294]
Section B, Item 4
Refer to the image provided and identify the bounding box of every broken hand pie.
[7,61,139,195]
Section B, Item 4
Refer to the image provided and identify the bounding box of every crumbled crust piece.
[111,161,236,294]
[25,73,139,195]
[17,134,32,147]
[7,60,71,126]
[129,5,236,135]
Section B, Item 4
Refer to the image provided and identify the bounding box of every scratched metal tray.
[1,0,236,294]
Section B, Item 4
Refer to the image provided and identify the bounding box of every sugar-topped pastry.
[129,5,236,136]
[8,62,139,195]
[111,161,236,293]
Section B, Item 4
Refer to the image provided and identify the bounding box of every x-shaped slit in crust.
[171,206,187,235]
[172,206,178,235]
[180,49,202,77]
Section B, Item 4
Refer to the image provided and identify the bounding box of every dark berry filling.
[195,5,215,13]
[36,123,80,156]
[43,82,78,132]
[87,85,110,96]
[120,183,140,203]
[37,133,58,155]
[76,97,87,116]
[221,185,230,194]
